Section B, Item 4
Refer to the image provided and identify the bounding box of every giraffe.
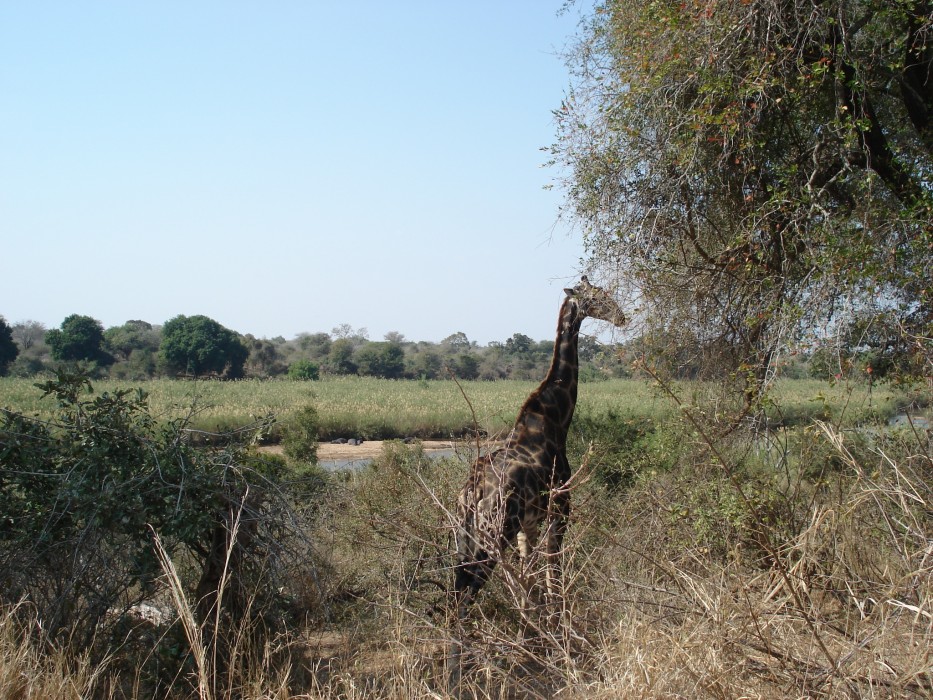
[453,276,626,615]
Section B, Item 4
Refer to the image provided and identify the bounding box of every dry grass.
[292,414,931,699]
[1,379,928,699]
[0,605,110,699]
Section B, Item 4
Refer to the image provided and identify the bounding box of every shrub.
[0,368,316,685]
[282,404,320,464]
[8,354,47,377]
[570,408,679,494]
[287,358,320,381]
[354,342,405,378]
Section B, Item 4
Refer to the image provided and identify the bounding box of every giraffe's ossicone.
[453,277,626,615]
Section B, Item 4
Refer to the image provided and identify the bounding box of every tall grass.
[1,373,927,698]
[305,406,930,697]
[0,605,108,699]
[0,375,908,440]
[0,376,679,439]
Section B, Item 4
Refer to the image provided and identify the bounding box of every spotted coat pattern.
[453,278,625,613]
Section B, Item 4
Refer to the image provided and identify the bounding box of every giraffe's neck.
[512,297,582,444]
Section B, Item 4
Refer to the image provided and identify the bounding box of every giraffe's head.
[565,276,626,327]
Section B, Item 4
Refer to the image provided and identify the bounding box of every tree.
[454,353,480,380]
[409,348,443,379]
[159,315,248,378]
[554,0,932,399]
[0,317,18,376]
[296,332,332,360]
[104,320,160,361]
[45,314,113,365]
[243,335,286,378]
[104,320,161,379]
[504,333,534,356]
[442,332,472,352]
[354,342,405,378]
[11,320,45,350]
[331,324,368,342]
[578,335,601,363]
[324,338,356,375]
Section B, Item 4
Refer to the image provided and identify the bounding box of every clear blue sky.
[1,2,593,345]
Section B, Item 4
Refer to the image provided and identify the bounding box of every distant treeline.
[0,313,884,383]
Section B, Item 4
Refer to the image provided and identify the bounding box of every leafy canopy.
[159,314,248,378]
[0,317,17,376]
[45,314,113,365]
[554,0,932,394]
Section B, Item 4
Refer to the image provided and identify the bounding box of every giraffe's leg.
[516,524,538,571]
[541,453,571,607]
[513,521,541,628]
[543,487,570,610]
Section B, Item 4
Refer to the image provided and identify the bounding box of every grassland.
[0,375,911,441]
[0,372,930,698]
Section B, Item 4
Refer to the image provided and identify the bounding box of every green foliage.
[281,404,320,464]
[8,354,46,378]
[504,333,534,355]
[453,352,480,380]
[441,331,471,351]
[244,335,286,378]
[45,314,112,365]
[570,408,680,494]
[408,348,443,379]
[354,341,405,378]
[103,320,161,380]
[555,0,933,402]
[159,314,248,378]
[103,319,160,361]
[108,347,158,380]
[0,368,302,653]
[808,346,849,381]
[296,331,332,359]
[287,358,320,381]
[0,317,17,376]
[326,338,357,375]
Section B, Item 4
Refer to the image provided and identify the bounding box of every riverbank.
[262,439,458,462]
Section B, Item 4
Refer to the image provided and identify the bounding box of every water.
[887,413,931,431]
[318,447,458,471]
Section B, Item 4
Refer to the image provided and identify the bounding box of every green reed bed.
[0,375,912,440]
[768,377,918,426]
[1,376,672,439]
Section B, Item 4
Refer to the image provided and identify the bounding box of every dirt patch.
[261,440,457,462]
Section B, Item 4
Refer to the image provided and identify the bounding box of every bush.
[0,368,317,687]
[570,408,679,494]
[282,404,320,464]
[354,342,405,378]
[287,358,320,381]
[45,314,113,366]
[8,354,47,377]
